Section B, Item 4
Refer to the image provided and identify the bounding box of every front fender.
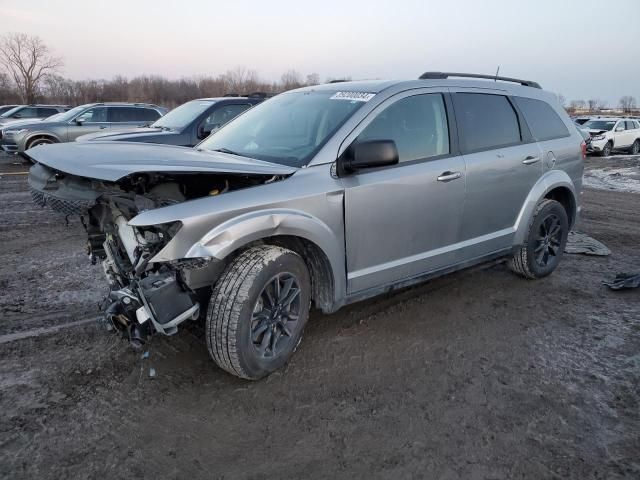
[513,169,577,245]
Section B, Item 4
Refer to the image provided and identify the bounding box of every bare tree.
[596,99,607,110]
[281,69,302,90]
[587,99,598,112]
[306,73,320,86]
[556,93,566,107]
[619,96,637,113]
[0,33,63,103]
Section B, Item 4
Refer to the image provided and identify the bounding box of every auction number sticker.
[330,91,376,102]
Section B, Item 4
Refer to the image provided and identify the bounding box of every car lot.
[1,152,639,478]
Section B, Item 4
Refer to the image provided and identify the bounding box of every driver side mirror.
[337,139,399,176]
[615,126,624,132]
[12,113,21,118]
[75,118,84,125]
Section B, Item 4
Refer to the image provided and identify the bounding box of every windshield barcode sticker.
[330,91,376,102]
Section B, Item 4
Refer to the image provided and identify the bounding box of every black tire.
[206,245,311,380]
[508,199,569,279]
[27,136,57,149]
[630,139,640,155]
[600,141,612,157]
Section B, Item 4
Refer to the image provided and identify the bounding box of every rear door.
[613,120,631,147]
[342,90,466,293]
[68,106,109,141]
[451,91,543,258]
[625,121,639,148]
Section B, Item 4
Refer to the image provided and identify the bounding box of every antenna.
[494,66,500,81]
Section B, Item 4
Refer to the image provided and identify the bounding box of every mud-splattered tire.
[508,199,569,279]
[206,245,311,380]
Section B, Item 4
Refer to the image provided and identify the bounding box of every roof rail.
[418,71,541,89]
[246,92,269,98]
[328,79,348,84]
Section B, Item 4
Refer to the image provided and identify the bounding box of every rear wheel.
[630,139,640,155]
[508,199,569,279]
[206,245,311,380]
[600,141,613,157]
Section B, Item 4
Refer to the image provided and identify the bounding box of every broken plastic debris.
[603,273,640,290]
[565,231,611,256]
[149,367,156,378]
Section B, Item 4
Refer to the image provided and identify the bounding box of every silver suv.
[28,72,584,380]
[2,102,167,155]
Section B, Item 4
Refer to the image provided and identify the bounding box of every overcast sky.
[2,0,639,105]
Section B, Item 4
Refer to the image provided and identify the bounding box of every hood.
[77,127,176,142]
[25,141,298,181]
[588,129,607,135]
[0,118,46,130]
[0,118,45,128]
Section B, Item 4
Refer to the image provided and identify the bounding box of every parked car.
[583,117,640,156]
[28,72,584,380]
[0,104,69,128]
[1,102,167,156]
[76,95,267,146]
[0,104,20,116]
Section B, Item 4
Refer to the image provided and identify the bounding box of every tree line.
[0,33,332,107]
[0,32,637,114]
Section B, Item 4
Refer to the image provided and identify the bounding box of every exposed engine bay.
[29,161,286,347]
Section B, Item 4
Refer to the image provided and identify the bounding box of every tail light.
[580,140,586,159]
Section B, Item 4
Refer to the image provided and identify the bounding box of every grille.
[30,187,92,216]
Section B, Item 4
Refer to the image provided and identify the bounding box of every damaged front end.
[28,153,292,347]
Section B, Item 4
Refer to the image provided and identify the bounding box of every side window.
[453,93,521,152]
[15,107,39,118]
[616,121,626,132]
[76,107,107,123]
[356,94,449,163]
[139,108,161,121]
[38,108,59,117]
[513,97,570,141]
[625,121,636,130]
[202,104,251,130]
[108,107,141,122]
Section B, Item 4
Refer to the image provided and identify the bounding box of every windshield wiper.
[209,147,244,157]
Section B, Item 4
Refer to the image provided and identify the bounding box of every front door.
[68,106,110,141]
[342,92,466,293]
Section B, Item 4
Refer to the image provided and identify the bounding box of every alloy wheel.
[250,273,301,358]
[533,214,562,267]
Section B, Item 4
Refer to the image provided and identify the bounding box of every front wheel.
[508,199,569,279]
[27,137,57,149]
[629,139,640,155]
[600,141,613,157]
[206,245,311,380]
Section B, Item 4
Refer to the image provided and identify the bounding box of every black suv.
[76,95,267,147]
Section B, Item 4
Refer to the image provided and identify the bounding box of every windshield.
[50,105,92,122]
[199,91,369,167]
[152,100,215,129]
[0,106,23,118]
[584,120,617,131]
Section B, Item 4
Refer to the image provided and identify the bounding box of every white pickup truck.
[583,117,640,156]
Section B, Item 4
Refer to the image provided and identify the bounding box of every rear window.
[108,107,156,122]
[137,108,161,121]
[514,97,570,141]
[452,93,521,152]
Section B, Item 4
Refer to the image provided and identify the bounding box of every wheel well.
[26,135,57,149]
[262,235,335,313]
[544,186,576,227]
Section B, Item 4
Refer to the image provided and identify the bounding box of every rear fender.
[513,170,577,245]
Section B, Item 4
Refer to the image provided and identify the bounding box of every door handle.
[522,155,540,165]
[437,171,462,182]
[99,126,107,129]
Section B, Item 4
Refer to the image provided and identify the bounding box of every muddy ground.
[0,153,639,479]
